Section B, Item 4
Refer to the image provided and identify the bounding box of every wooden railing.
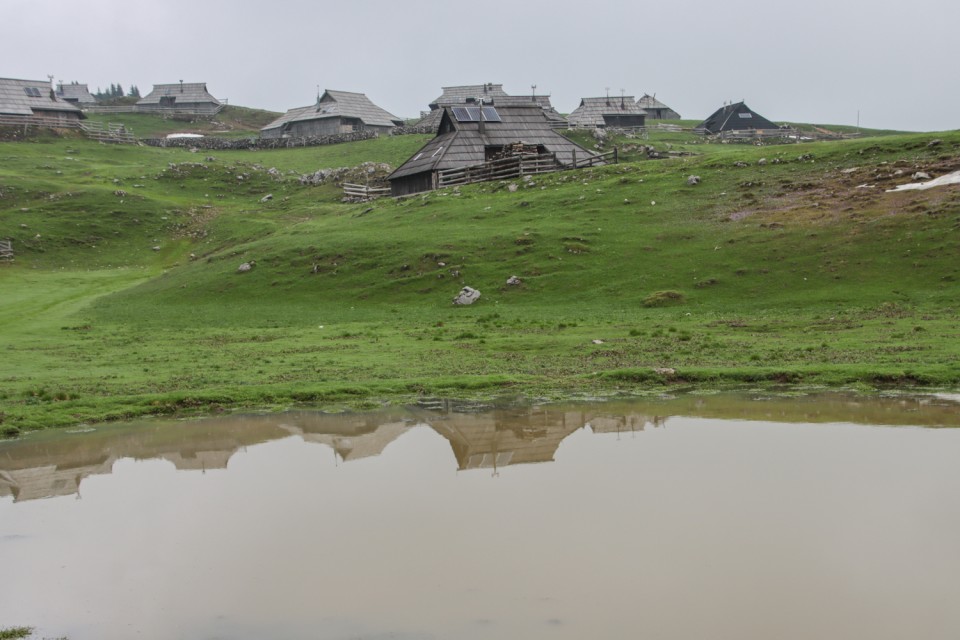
[569,147,618,169]
[0,114,83,130]
[342,183,391,200]
[437,152,564,188]
[0,239,13,262]
[78,121,136,144]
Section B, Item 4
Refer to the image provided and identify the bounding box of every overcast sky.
[4,0,958,131]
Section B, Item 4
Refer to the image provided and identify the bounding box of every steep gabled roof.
[56,82,97,104]
[0,77,83,116]
[429,83,509,108]
[695,101,780,133]
[389,105,594,182]
[637,93,680,117]
[414,94,566,131]
[261,89,402,133]
[138,82,220,105]
[318,90,402,127]
[567,96,646,127]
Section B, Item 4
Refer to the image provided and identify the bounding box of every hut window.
[160,96,175,107]
[431,146,443,158]
[738,113,753,119]
[413,153,423,161]
[23,87,42,97]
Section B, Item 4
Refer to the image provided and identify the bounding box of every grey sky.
[4,0,958,131]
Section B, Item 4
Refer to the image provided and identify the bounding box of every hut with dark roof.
[567,95,647,128]
[413,82,510,132]
[137,82,221,115]
[694,101,780,134]
[636,94,680,120]
[0,77,84,125]
[389,101,594,197]
[260,89,402,139]
[56,82,97,106]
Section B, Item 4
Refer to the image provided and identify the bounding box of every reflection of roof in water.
[3,393,958,501]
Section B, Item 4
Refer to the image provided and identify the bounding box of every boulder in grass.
[453,286,481,305]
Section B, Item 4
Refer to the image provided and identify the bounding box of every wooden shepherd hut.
[694,101,781,134]
[137,82,221,115]
[388,100,594,197]
[636,94,680,120]
[260,90,402,139]
[56,82,97,106]
[0,77,84,125]
[567,95,647,128]
[413,83,510,132]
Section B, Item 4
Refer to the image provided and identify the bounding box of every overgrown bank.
[1,128,959,431]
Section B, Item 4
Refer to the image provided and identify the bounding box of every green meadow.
[2,125,959,431]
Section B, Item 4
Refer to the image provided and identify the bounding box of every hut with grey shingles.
[260,89,402,139]
[694,101,781,134]
[567,95,647,128]
[0,77,84,124]
[636,94,680,120]
[388,101,594,197]
[137,81,221,115]
[56,82,97,106]
[412,82,510,131]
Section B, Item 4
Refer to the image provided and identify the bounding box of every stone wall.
[142,130,379,150]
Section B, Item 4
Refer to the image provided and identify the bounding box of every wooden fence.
[435,148,619,189]
[0,240,13,262]
[83,102,226,117]
[342,183,391,200]
[569,147,618,169]
[437,153,564,188]
[0,114,83,130]
[78,120,137,144]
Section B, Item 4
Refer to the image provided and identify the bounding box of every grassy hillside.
[82,105,282,138]
[1,129,959,431]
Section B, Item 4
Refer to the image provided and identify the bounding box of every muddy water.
[1,393,959,640]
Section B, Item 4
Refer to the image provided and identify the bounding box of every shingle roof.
[414,94,566,131]
[138,82,220,105]
[261,90,402,133]
[567,96,646,127]
[694,101,780,133]
[637,93,680,119]
[56,82,97,104]
[0,77,83,116]
[389,105,594,181]
[429,83,509,108]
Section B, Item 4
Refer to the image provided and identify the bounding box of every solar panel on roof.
[481,107,501,122]
[452,106,502,123]
[452,107,475,122]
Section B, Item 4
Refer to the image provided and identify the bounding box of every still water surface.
[2,393,959,639]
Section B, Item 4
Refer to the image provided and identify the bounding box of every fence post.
[572,149,577,169]
[614,146,619,164]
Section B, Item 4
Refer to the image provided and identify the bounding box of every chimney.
[179,80,184,93]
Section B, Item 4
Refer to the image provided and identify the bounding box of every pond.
[2,393,959,640]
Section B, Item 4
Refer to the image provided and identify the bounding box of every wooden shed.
[389,101,594,197]
[260,89,402,139]
[636,94,681,120]
[567,95,647,128]
[0,77,84,125]
[137,82,221,115]
[694,101,781,134]
[56,82,97,106]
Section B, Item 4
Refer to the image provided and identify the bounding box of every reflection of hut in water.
[421,405,583,471]
[0,416,288,502]
[279,412,412,462]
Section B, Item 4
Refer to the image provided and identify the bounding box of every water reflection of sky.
[1,393,959,640]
